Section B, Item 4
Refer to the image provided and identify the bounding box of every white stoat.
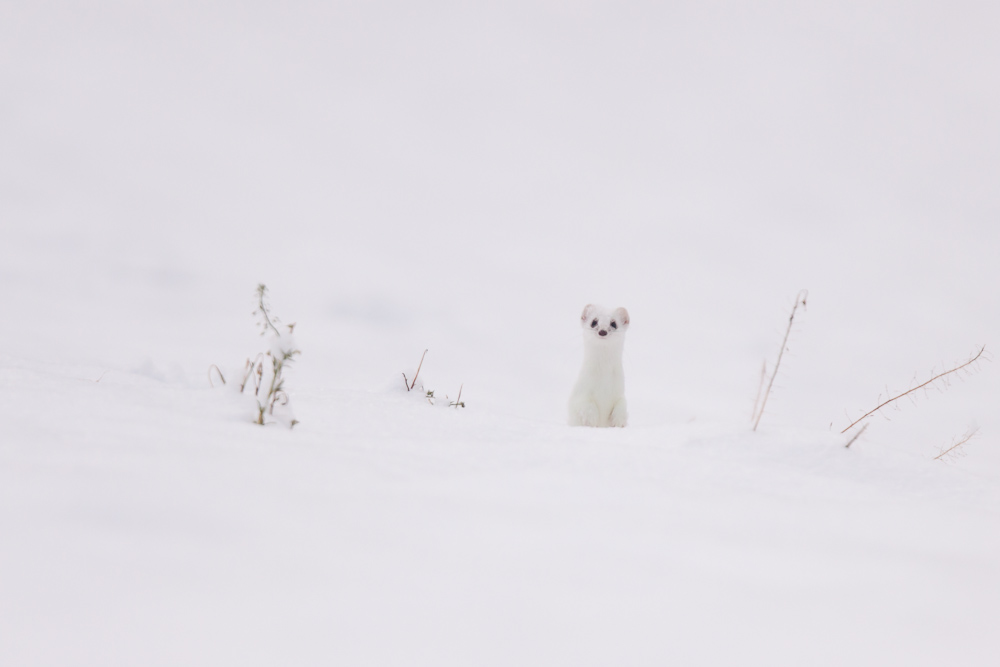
[567,304,630,427]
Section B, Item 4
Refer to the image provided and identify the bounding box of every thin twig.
[208,364,226,387]
[934,427,980,461]
[753,290,808,431]
[256,284,283,338]
[409,349,428,391]
[402,372,410,391]
[751,361,767,424]
[844,423,868,449]
[841,345,986,434]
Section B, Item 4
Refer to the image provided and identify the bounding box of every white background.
[3,2,999,665]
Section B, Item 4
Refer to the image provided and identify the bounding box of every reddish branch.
[403,349,428,391]
[841,346,986,434]
[934,428,980,461]
[409,349,427,391]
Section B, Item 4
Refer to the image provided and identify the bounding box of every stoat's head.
[580,304,630,343]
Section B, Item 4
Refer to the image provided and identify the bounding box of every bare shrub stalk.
[753,290,808,431]
[934,427,980,461]
[841,346,986,434]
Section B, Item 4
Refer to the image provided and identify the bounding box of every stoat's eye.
[610,321,617,330]
[590,319,598,328]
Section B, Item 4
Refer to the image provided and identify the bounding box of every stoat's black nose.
[599,330,607,336]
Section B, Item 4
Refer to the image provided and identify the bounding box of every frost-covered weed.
[212,284,301,428]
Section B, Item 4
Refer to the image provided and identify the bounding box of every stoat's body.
[567,304,629,427]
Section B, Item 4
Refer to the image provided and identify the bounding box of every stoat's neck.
[582,338,624,369]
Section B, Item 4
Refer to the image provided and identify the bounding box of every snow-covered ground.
[3,2,1000,665]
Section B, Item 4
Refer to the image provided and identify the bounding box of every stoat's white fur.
[567,304,630,427]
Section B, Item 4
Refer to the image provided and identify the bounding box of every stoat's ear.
[580,304,595,322]
[613,307,630,328]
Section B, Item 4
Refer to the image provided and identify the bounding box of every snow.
[3,2,1000,665]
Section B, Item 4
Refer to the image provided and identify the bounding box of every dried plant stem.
[240,354,265,392]
[409,349,428,391]
[240,359,254,392]
[844,423,868,449]
[264,356,280,408]
[208,364,226,387]
[934,427,980,461]
[841,346,986,434]
[753,290,808,432]
[450,384,464,408]
[256,284,282,338]
[213,284,300,428]
[751,361,766,424]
